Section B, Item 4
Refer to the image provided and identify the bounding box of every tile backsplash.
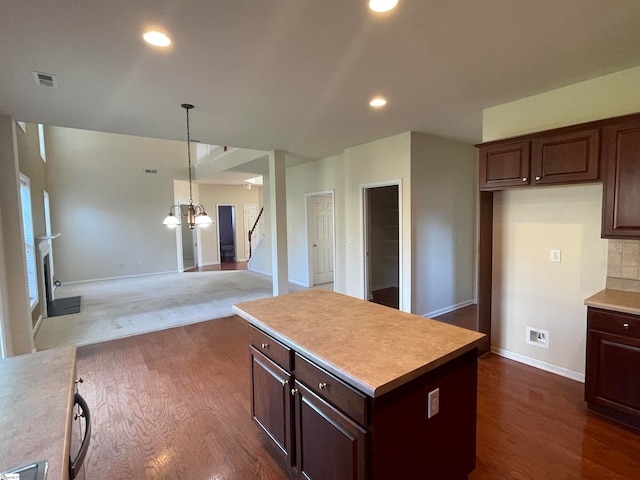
[607,239,640,292]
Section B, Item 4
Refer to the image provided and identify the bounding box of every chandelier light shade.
[163,104,213,230]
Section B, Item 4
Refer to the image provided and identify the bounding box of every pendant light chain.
[186,105,193,205]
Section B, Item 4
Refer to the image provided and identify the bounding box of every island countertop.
[233,289,486,397]
[0,346,76,479]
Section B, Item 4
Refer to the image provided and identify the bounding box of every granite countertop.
[0,346,77,479]
[233,290,486,397]
[584,288,640,315]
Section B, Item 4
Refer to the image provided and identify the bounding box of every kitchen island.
[233,290,486,479]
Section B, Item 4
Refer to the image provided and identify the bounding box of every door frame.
[305,190,336,288]
[361,180,403,311]
[216,204,237,264]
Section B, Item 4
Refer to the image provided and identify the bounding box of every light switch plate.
[427,388,440,418]
[550,249,561,263]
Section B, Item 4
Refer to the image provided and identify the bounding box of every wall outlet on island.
[427,388,440,419]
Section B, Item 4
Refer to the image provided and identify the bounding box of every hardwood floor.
[369,286,399,309]
[433,303,478,331]
[77,315,640,479]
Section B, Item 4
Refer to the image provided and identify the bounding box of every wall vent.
[32,71,59,88]
[144,169,158,174]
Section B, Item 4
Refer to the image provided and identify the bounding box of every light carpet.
[35,270,305,350]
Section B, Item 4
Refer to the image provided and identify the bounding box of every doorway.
[306,192,335,288]
[217,205,237,263]
[363,184,400,309]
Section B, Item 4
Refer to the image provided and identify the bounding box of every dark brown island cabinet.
[234,290,486,480]
[585,307,640,431]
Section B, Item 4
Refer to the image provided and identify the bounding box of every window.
[38,124,46,162]
[20,174,38,309]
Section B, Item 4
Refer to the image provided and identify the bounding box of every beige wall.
[344,132,412,310]
[410,132,477,317]
[46,127,185,282]
[198,183,263,264]
[285,154,345,289]
[482,66,640,378]
[16,123,48,326]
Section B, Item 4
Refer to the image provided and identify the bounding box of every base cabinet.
[585,307,640,430]
[293,381,367,480]
[249,326,479,480]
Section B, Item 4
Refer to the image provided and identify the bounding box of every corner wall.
[410,133,477,317]
[482,66,640,377]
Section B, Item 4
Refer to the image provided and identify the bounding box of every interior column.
[268,150,289,296]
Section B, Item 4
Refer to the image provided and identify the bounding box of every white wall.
[410,133,477,317]
[46,127,186,282]
[482,66,640,377]
[344,132,412,311]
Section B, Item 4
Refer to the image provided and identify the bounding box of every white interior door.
[309,195,334,285]
[244,204,259,260]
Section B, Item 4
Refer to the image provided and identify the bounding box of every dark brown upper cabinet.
[602,117,640,238]
[479,140,531,190]
[531,129,600,185]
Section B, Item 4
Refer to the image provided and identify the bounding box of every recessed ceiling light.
[143,31,171,47]
[370,97,387,108]
[369,0,399,13]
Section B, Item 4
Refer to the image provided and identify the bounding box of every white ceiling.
[2,0,640,163]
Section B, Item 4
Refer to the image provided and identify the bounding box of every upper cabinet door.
[531,129,600,185]
[603,119,640,238]
[479,140,531,190]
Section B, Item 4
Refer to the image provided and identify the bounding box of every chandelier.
[163,104,213,230]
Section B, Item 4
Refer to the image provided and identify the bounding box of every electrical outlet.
[550,249,561,263]
[526,326,550,349]
[136,260,143,267]
[427,388,440,419]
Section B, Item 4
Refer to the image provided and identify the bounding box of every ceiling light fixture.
[368,0,398,13]
[163,104,213,230]
[370,97,388,108]
[143,31,171,47]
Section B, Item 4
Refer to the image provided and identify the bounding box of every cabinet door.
[250,347,293,464]
[479,140,530,190]
[531,129,600,185]
[293,381,367,480]
[585,329,640,420]
[603,119,640,237]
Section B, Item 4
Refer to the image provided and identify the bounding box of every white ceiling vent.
[32,71,59,88]
[144,169,158,174]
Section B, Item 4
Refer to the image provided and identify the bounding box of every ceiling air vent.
[32,71,59,88]
[144,169,158,174]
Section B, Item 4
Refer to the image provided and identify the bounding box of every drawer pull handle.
[319,382,327,390]
[522,177,528,182]
[282,380,288,386]
[261,343,268,349]
[75,377,84,384]
[623,323,630,329]
[535,176,541,181]
[291,388,298,395]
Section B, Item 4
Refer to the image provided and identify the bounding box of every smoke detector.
[32,71,59,88]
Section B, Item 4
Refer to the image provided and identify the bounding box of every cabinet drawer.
[294,353,368,426]
[249,326,292,370]
[588,308,640,339]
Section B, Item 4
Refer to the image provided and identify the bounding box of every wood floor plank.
[76,314,640,479]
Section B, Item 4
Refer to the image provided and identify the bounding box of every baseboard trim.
[32,315,43,336]
[248,266,271,277]
[423,299,474,319]
[371,282,397,292]
[63,270,178,285]
[491,346,585,383]
[289,278,309,288]
[200,261,220,267]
